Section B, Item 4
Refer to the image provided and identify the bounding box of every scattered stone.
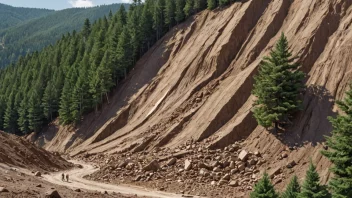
[281,153,288,158]
[254,151,261,157]
[286,160,296,168]
[222,174,230,181]
[248,159,256,165]
[230,168,238,174]
[36,184,42,188]
[184,159,192,171]
[142,160,160,172]
[45,190,61,198]
[238,164,245,171]
[213,167,221,172]
[167,158,177,166]
[229,161,235,169]
[274,178,282,184]
[74,189,81,192]
[34,171,41,177]
[75,164,83,169]
[211,181,216,185]
[0,187,9,192]
[134,175,142,181]
[218,180,228,185]
[198,162,210,170]
[228,180,239,187]
[238,150,249,161]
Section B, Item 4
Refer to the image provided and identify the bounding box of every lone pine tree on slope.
[321,84,352,198]
[252,33,305,132]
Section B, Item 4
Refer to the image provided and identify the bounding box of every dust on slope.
[0,131,71,171]
[34,0,352,191]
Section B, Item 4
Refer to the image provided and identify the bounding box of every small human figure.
[61,173,65,181]
[66,174,69,182]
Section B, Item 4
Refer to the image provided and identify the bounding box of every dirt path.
[42,160,200,198]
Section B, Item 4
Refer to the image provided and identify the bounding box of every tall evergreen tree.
[184,0,194,17]
[153,0,166,40]
[250,172,279,198]
[207,0,218,10]
[194,0,206,12]
[82,18,91,41]
[164,0,176,29]
[175,0,186,23]
[282,175,301,198]
[321,85,352,198]
[4,92,18,133]
[252,33,305,132]
[28,90,43,132]
[299,162,331,198]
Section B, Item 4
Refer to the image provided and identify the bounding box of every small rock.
[36,184,42,188]
[142,160,160,172]
[238,164,245,171]
[254,151,261,157]
[238,150,249,161]
[167,158,177,166]
[45,190,61,198]
[249,159,256,165]
[34,171,41,177]
[74,189,81,192]
[230,168,238,174]
[184,159,192,171]
[198,162,210,170]
[286,160,296,168]
[228,180,239,187]
[281,153,288,158]
[213,167,221,172]
[274,178,282,184]
[0,187,9,192]
[211,181,216,185]
[229,161,235,169]
[134,175,142,181]
[218,179,228,185]
[222,174,230,181]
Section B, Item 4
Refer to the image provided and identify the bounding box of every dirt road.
[42,160,200,198]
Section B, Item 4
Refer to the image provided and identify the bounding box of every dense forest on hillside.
[0,0,237,135]
[0,3,53,30]
[0,4,127,68]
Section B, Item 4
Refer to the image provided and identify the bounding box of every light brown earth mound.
[0,131,71,171]
[33,0,352,193]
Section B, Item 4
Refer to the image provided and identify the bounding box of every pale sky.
[0,0,130,10]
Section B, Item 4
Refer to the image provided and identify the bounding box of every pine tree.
[164,0,176,29]
[184,0,194,17]
[18,97,30,134]
[82,18,91,41]
[207,0,218,10]
[4,92,18,133]
[153,0,166,40]
[219,0,230,7]
[299,162,331,198]
[250,172,279,198]
[28,90,43,132]
[194,0,206,12]
[252,33,305,132]
[175,0,186,24]
[321,85,352,198]
[282,175,301,198]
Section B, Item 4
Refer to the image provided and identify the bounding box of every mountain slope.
[0,4,128,67]
[0,3,53,30]
[33,0,352,193]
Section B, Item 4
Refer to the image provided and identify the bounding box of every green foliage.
[250,172,279,198]
[0,0,241,135]
[282,175,301,198]
[207,0,218,10]
[252,33,305,131]
[219,0,230,6]
[322,85,352,198]
[0,4,128,68]
[299,162,331,198]
[0,3,53,29]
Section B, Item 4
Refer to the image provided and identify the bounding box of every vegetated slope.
[0,131,72,171]
[0,3,53,30]
[0,4,127,68]
[36,0,352,188]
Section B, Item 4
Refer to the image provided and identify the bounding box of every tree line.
[0,0,238,135]
[250,34,351,197]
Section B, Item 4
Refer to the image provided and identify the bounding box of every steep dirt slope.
[34,0,352,189]
[0,131,71,171]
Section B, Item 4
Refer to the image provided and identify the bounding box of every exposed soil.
[31,0,352,194]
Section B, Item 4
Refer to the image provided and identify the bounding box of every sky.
[0,0,129,10]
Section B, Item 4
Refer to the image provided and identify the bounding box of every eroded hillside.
[33,0,352,192]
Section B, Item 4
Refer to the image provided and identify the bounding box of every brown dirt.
[0,131,72,172]
[31,0,352,194]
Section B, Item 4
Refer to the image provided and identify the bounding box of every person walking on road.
[66,174,69,182]
[61,173,65,181]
